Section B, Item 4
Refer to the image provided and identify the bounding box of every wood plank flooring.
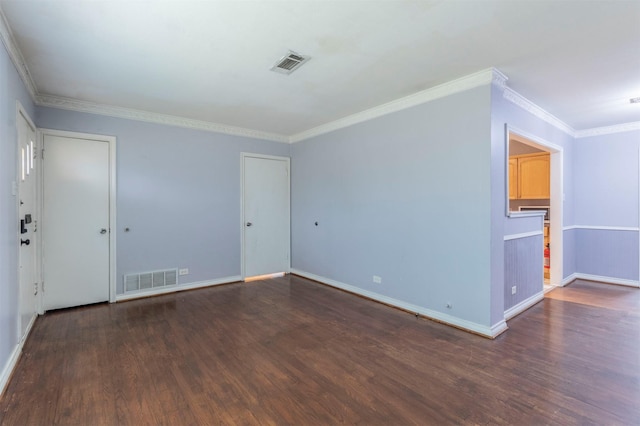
[1,275,638,425]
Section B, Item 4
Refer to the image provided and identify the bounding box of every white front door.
[43,134,111,310]
[17,107,37,340]
[242,154,290,278]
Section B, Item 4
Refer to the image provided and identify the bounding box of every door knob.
[100,228,107,234]
[21,239,30,246]
[246,222,252,227]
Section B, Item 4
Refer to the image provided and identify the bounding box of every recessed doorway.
[506,127,564,290]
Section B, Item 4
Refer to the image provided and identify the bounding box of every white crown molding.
[491,68,508,90]
[503,87,576,137]
[575,121,640,138]
[0,6,37,99]
[0,9,632,147]
[290,68,506,143]
[36,94,289,143]
[1,6,288,143]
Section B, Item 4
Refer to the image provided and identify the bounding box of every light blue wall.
[572,130,640,281]
[563,228,576,278]
[573,131,639,227]
[0,40,36,387]
[291,85,494,328]
[36,107,290,293]
[504,215,544,236]
[575,229,638,280]
[504,235,544,310]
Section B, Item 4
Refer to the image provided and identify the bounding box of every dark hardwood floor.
[1,275,638,425]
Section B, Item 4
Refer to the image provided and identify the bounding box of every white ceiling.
[1,0,639,139]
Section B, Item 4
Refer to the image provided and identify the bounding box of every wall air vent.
[270,50,311,75]
[124,269,178,293]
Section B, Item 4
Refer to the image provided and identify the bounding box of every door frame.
[15,101,39,338]
[240,152,291,280]
[505,125,564,287]
[39,128,117,310]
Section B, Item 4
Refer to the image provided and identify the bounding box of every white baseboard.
[116,275,242,302]
[1,312,38,397]
[290,269,506,338]
[20,313,37,346]
[562,273,578,286]
[0,345,21,398]
[504,291,544,321]
[563,273,639,288]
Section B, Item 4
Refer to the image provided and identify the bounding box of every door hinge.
[41,281,45,293]
[34,282,38,296]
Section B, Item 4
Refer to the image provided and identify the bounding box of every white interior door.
[43,134,110,310]
[243,154,290,278]
[17,108,37,339]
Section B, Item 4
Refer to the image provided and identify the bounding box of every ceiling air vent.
[270,50,310,75]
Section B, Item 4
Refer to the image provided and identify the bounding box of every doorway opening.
[506,127,564,291]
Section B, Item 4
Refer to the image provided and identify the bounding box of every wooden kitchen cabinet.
[509,153,550,199]
[508,158,518,200]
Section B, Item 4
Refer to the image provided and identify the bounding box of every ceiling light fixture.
[270,50,310,75]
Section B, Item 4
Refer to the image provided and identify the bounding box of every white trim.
[108,135,117,303]
[36,94,289,143]
[507,211,546,219]
[0,9,37,99]
[503,88,576,137]
[291,269,507,338]
[39,128,118,305]
[563,225,639,232]
[504,291,544,321]
[575,121,640,138]
[562,273,578,286]
[0,311,35,397]
[0,10,636,150]
[563,273,640,288]
[507,126,563,152]
[504,230,543,241]
[240,153,291,279]
[115,276,242,302]
[0,344,21,398]
[290,68,505,143]
[18,313,36,346]
[491,320,509,337]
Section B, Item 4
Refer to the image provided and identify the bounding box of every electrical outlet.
[179,268,189,276]
[512,285,517,295]
[373,275,382,284]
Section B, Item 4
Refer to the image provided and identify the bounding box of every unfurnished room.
[0,0,639,424]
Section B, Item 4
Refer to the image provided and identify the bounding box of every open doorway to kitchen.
[506,127,563,291]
